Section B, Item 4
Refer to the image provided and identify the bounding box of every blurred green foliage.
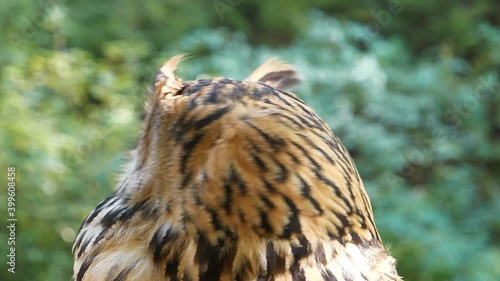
[0,1,499,280]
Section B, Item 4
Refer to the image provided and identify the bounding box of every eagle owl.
[73,55,401,281]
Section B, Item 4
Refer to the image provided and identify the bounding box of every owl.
[73,55,401,281]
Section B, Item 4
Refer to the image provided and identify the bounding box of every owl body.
[73,56,401,281]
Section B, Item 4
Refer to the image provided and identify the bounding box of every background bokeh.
[0,1,499,280]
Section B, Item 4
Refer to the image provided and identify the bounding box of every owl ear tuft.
[153,54,190,97]
[245,57,301,89]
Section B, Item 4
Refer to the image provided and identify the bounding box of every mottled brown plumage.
[73,55,401,281]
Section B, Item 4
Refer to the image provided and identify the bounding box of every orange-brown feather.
[73,56,401,281]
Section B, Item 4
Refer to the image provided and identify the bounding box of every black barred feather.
[73,56,401,280]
